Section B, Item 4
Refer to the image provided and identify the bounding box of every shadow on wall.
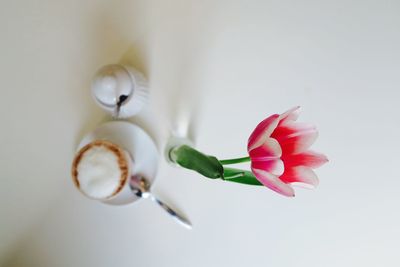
[119,44,163,149]
[1,245,32,267]
[2,1,220,265]
[75,5,203,150]
[0,2,149,266]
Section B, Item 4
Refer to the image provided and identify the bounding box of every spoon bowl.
[129,175,192,229]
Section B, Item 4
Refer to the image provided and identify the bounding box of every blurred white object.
[91,64,148,118]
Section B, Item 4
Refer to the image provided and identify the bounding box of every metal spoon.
[129,175,192,229]
[113,94,129,118]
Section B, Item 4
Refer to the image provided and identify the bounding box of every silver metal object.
[129,175,192,230]
[113,94,129,118]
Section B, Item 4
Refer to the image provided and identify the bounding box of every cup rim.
[71,139,131,200]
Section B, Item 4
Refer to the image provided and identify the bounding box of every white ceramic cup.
[71,140,138,205]
[91,64,148,118]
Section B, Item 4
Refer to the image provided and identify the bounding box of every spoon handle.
[150,195,192,230]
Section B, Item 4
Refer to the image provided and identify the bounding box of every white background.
[1,1,400,266]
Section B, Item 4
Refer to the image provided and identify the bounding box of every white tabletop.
[1,1,400,266]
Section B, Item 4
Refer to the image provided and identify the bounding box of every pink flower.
[247,107,328,197]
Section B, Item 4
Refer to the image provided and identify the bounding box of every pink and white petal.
[278,106,301,125]
[249,138,283,176]
[282,150,328,169]
[279,166,319,189]
[248,137,282,157]
[252,168,295,197]
[280,130,318,155]
[251,158,284,176]
[248,114,280,151]
[272,122,316,140]
[272,123,318,155]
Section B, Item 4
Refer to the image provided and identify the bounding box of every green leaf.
[171,145,224,179]
[223,167,263,186]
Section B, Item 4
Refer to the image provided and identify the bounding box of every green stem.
[219,156,251,165]
[223,167,263,186]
